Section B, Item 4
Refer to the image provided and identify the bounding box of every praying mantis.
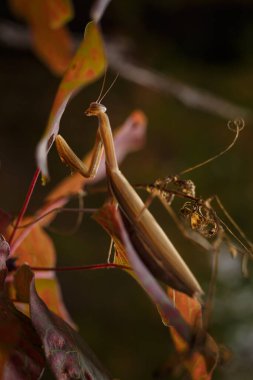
[55,100,203,299]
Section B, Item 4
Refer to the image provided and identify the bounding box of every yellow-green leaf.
[36,21,107,178]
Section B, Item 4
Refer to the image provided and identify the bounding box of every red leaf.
[0,298,45,380]
[30,279,112,380]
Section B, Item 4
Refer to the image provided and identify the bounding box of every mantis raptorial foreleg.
[56,128,104,179]
[55,101,203,298]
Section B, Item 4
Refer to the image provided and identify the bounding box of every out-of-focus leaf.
[9,0,73,75]
[44,0,74,29]
[0,237,45,379]
[10,0,73,28]
[31,18,73,75]
[8,219,56,267]
[0,295,45,380]
[90,0,112,23]
[168,288,202,351]
[8,0,29,19]
[36,21,107,178]
[30,279,112,380]
[14,264,33,303]
[0,209,12,236]
[167,288,216,380]
[7,221,75,327]
[0,295,46,380]
[93,202,192,343]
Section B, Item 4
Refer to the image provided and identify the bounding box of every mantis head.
[85,102,107,116]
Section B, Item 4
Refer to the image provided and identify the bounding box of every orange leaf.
[10,0,73,27]
[9,0,74,75]
[36,21,107,178]
[168,289,213,380]
[7,217,55,267]
[32,22,73,75]
[44,0,74,29]
[6,219,75,327]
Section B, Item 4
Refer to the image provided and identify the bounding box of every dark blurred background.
[1,0,253,379]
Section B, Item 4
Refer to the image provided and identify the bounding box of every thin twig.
[30,263,131,272]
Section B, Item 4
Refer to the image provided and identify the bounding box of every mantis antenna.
[179,118,245,176]
[96,69,107,103]
[97,73,119,104]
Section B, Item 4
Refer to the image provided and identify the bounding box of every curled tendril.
[227,118,245,132]
[179,117,244,176]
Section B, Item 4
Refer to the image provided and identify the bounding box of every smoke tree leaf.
[8,218,56,267]
[0,296,45,380]
[36,21,107,179]
[0,209,12,236]
[30,279,112,380]
[6,221,75,327]
[14,264,34,303]
[0,237,45,379]
[167,288,218,380]
[9,0,74,75]
[44,0,74,29]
